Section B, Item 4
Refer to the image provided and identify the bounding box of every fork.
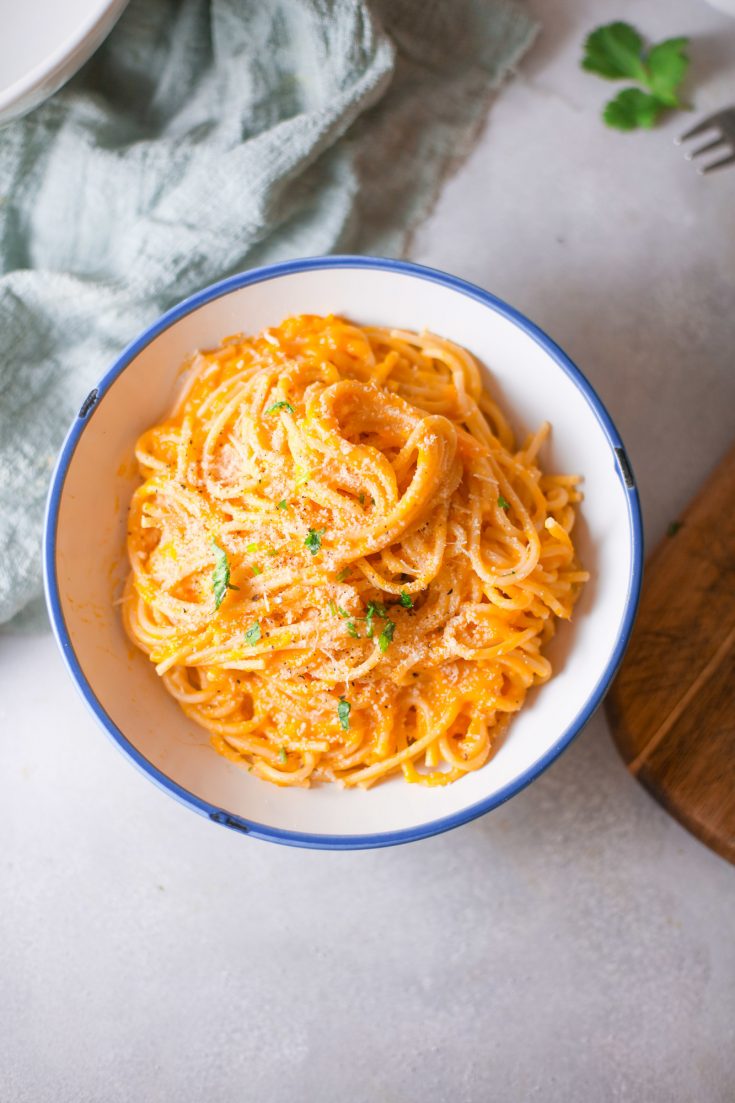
[677,108,735,174]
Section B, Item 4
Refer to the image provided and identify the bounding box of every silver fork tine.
[685,135,728,161]
[678,106,735,174]
[677,116,721,143]
[699,151,735,175]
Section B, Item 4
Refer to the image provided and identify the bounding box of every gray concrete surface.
[2,0,735,1099]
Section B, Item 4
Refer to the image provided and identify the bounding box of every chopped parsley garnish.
[399,591,413,609]
[337,605,350,619]
[328,599,338,616]
[245,542,259,552]
[336,567,351,582]
[245,621,261,646]
[337,697,351,731]
[252,564,262,576]
[498,495,510,510]
[365,600,388,639]
[304,527,325,556]
[378,619,396,653]
[364,600,386,638]
[667,520,683,538]
[278,745,287,763]
[346,620,360,638]
[212,540,239,610]
[265,400,295,415]
[277,500,289,511]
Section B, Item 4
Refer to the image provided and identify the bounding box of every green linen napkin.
[0,0,537,629]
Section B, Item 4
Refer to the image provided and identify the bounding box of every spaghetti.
[123,315,587,788]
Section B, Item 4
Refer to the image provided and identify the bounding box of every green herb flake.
[337,696,351,731]
[399,591,413,609]
[252,565,262,576]
[265,400,295,415]
[245,542,259,552]
[245,621,261,646]
[304,527,326,556]
[498,495,511,511]
[328,599,338,616]
[336,567,351,582]
[667,520,683,538]
[278,745,287,763]
[358,492,365,505]
[378,619,396,653]
[346,621,360,638]
[277,499,289,511]
[212,540,239,610]
[365,600,388,639]
[337,606,350,619]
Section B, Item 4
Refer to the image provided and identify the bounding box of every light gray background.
[2,1,735,1100]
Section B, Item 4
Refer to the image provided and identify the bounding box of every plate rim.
[43,254,644,850]
[0,0,129,123]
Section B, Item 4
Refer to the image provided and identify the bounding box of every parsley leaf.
[582,22,646,82]
[604,87,662,131]
[304,527,325,556]
[582,22,689,131]
[212,541,239,610]
[278,745,287,763]
[245,621,261,646]
[378,619,396,653]
[399,591,413,609]
[328,599,338,616]
[337,697,351,731]
[646,37,689,107]
[337,605,350,619]
[277,499,289,511]
[252,564,262,576]
[498,495,511,511]
[336,567,351,582]
[265,400,295,415]
[346,620,360,638]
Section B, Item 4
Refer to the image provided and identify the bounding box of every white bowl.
[0,0,128,126]
[44,257,643,849]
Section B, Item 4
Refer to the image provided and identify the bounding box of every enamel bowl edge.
[43,256,643,850]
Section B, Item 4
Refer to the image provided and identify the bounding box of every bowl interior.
[47,262,639,844]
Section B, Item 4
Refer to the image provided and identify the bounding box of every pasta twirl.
[123,315,588,788]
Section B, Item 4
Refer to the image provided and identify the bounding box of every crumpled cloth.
[0,0,537,629]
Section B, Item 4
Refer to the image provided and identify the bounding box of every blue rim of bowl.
[44,255,644,850]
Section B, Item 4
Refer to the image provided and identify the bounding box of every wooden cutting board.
[606,443,735,864]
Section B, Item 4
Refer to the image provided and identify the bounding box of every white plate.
[0,0,128,125]
[44,257,643,849]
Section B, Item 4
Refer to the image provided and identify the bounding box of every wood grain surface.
[606,443,735,864]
